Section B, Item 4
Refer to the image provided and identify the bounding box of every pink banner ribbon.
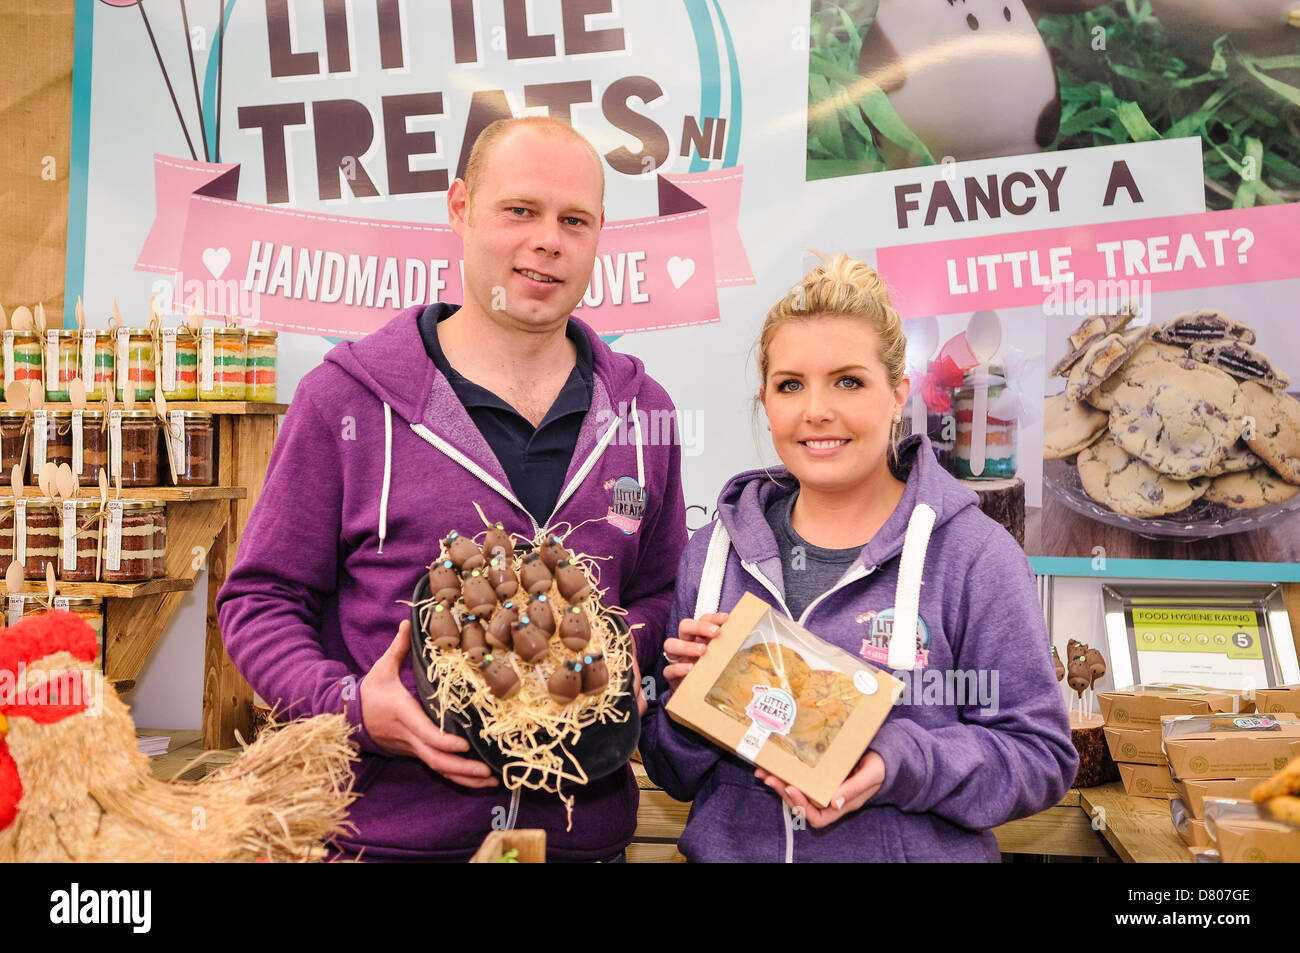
[876,203,1300,319]
[136,155,754,338]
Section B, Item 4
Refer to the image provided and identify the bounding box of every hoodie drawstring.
[377,402,393,554]
[505,788,521,831]
[630,396,645,491]
[887,503,937,671]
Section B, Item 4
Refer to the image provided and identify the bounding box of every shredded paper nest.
[412,520,635,819]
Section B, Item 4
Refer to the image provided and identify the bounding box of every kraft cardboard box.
[1104,725,1166,765]
[1162,714,1300,781]
[1099,685,1254,728]
[665,593,904,808]
[1214,818,1300,862]
[1173,778,1261,818]
[1119,762,1177,798]
[1255,686,1300,715]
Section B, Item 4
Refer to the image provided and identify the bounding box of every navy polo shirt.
[417,304,593,524]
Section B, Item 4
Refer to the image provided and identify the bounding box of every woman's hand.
[755,751,886,828]
[662,612,729,691]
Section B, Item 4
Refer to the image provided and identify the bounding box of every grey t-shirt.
[765,492,863,621]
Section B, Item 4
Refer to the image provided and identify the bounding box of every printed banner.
[136,155,748,338]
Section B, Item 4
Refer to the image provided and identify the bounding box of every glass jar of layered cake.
[951,365,1018,480]
[245,329,278,401]
[163,410,215,486]
[101,499,164,582]
[80,329,116,401]
[199,328,247,400]
[43,330,80,402]
[0,499,13,577]
[22,499,61,580]
[110,410,160,488]
[160,328,199,400]
[58,498,103,582]
[115,329,156,401]
[5,330,43,396]
[28,409,77,482]
[71,409,109,487]
[0,412,25,475]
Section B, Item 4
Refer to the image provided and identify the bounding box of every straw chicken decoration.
[0,610,358,861]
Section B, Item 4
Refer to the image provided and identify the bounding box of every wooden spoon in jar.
[11,464,23,501]
[57,463,76,500]
[10,306,33,332]
[4,380,28,413]
[109,299,122,331]
[75,296,86,332]
[68,378,87,411]
[5,560,24,597]
[34,302,47,336]
[124,381,136,413]
[0,303,8,332]
[45,562,55,602]
[156,394,179,483]
[38,462,56,499]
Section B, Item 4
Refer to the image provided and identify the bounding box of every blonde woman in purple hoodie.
[639,255,1077,862]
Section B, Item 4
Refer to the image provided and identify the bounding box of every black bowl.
[408,572,641,783]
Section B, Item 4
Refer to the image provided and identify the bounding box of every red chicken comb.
[0,610,99,680]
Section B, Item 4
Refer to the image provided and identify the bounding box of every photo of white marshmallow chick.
[1148,0,1300,59]
[857,0,1061,166]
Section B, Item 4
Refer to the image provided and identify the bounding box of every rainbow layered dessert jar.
[200,328,247,400]
[80,329,116,401]
[245,329,278,402]
[951,366,1017,480]
[116,329,157,401]
[160,329,199,400]
[5,330,43,396]
[43,330,80,401]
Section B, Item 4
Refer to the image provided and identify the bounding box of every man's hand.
[360,621,497,789]
[662,612,728,690]
[754,751,886,829]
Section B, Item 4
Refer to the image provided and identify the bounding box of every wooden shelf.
[29,400,288,415]
[18,485,247,501]
[19,577,195,598]
[165,401,288,415]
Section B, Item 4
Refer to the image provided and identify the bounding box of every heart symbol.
[202,247,231,280]
[666,256,695,290]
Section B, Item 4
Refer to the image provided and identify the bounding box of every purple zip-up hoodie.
[216,305,686,861]
[639,435,1077,862]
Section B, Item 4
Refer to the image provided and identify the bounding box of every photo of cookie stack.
[1043,307,1300,535]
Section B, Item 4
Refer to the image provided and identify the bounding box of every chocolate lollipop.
[1086,646,1106,688]
[1066,653,1090,697]
[427,559,461,605]
[482,522,514,562]
[462,568,498,616]
[1067,638,1085,663]
[548,661,582,705]
[461,615,489,662]
[520,552,553,595]
[559,604,591,652]
[444,531,484,572]
[512,617,551,665]
[487,556,518,599]
[1051,645,1065,682]
[555,560,591,603]
[480,654,521,699]
[539,534,569,572]
[527,592,556,634]
[580,652,609,695]
[486,602,518,652]
[427,603,460,650]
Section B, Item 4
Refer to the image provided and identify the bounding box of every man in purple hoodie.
[217,118,687,861]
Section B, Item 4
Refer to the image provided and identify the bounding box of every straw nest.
[413,523,635,819]
[0,652,358,862]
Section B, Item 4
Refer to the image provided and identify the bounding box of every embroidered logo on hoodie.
[856,607,930,670]
[606,476,645,534]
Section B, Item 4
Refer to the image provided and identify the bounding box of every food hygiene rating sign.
[1130,606,1271,689]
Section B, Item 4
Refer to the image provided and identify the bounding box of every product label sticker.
[62,500,76,571]
[853,670,880,696]
[45,330,58,397]
[858,607,931,670]
[605,475,646,535]
[72,410,84,473]
[1222,716,1281,731]
[3,330,14,388]
[201,327,215,392]
[162,327,178,391]
[14,499,26,564]
[745,685,797,734]
[81,329,96,387]
[109,410,123,479]
[7,594,23,623]
[32,409,48,472]
[54,596,69,612]
[106,500,123,572]
[169,410,184,472]
[116,327,130,392]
